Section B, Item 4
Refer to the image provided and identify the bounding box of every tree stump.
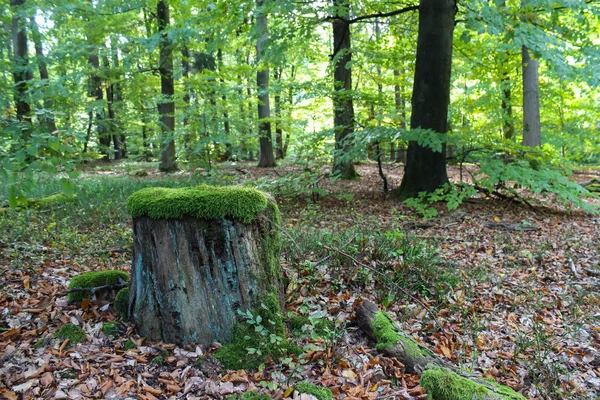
[126,185,282,345]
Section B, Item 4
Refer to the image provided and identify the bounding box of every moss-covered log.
[126,185,282,345]
[355,300,525,400]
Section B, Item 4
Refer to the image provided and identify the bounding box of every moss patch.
[102,322,120,336]
[242,391,271,400]
[114,287,129,320]
[288,315,310,334]
[126,184,272,223]
[372,311,433,359]
[420,366,525,400]
[294,382,332,400]
[214,293,298,370]
[151,355,166,366]
[54,324,85,345]
[123,339,136,350]
[67,270,129,303]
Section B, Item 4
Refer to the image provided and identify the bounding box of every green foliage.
[114,288,129,320]
[126,184,272,223]
[404,183,477,219]
[151,356,166,366]
[294,382,332,400]
[54,324,86,345]
[123,339,136,350]
[420,366,525,400]
[214,293,299,370]
[67,270,129,303]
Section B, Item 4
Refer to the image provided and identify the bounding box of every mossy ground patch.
[67,270,129,303]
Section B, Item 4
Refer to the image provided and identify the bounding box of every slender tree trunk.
[182,45,192,152]
[332,0,358,179]
[255,0,275,167]
[88,52,109,160]
[283,65,294,158]
[393,69,407,163]
[157,0,177,171]
[112,44,126,157]
[103,55,121,159]
[274,67,284,160]
[217,48,233,160]
[522,46,541,147]
[501,73,515,140]
[11,0,31,122]
[30,16,57,133]
[395,0,455,200]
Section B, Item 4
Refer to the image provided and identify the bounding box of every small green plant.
[123,339,136,350]
[151,355,166,366]
[294,381,332,400]
[102,322,121,336]
[54,324,86,345]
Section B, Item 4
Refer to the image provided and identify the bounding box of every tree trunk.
[395,0,454,200]
[157,0,177,172]
[393,69,407,164]
[112,44,126,158]
[182,46,192,152]
[103,55,121,160]
[274,67,284,160]
[127,187,282,346]
[11,0,31,122]
[30,16,57,133]
[256,0,276,167]
[332,0,358,179]
[522,46,541,148]
[87,52,109,160]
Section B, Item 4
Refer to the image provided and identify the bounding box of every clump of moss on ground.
[420,366,525,400]
[287,315,310,334]
[114,287,129,320]
[126,184,272,223]
[372,311,434,359]
[123,339,136,350]
[54,324,85,344]
[67,270,129,303]
[294,382,332,400]
[214,293,299,370]
[102,322,121,336]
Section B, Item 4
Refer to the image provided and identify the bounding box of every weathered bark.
[522,46,541,148]
[11,0,31,122]
[30,16,57,133]
[256,0,276,167]
[395,0,454,199]
[128,206,282,345]
[332,0,358,179]
[157,0,177,172]
[356,300,526,400]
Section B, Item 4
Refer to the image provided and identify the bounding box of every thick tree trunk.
[256,0,276,167]
[332,0,358,179]
[11,0,31,122]
[395,0,454,199]
[30,16,57,133]
[127,189,282,346]
[157,0,177,172]
[522,46,541,148]
[356,300,525,400]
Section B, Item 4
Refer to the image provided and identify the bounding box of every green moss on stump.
[294,382,332,400]
[420,366,525,400]
[114,287,129,320]
[54,324,85,345]
[126,184,273,224]
[67,270,129,303]
[372,311,433,359]
[214,293,298,370]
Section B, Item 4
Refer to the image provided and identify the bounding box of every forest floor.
[0,161,599,400]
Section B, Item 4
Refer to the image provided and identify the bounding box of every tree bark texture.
[11,0,31,121]
[256,0,276,167]
[393,69,407,164]
[128,209,282,346]
[395,0,454,199]
[332,0,358,179]
[157,0,177,172]
[522,46,541,147]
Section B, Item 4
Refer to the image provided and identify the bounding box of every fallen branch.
[568,258,581,280]
[355,299,526,400]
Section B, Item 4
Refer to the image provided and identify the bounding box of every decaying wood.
[129,209,281,346]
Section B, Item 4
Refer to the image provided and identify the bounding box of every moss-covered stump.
[126,185,282,345]
[355,300,525,400]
